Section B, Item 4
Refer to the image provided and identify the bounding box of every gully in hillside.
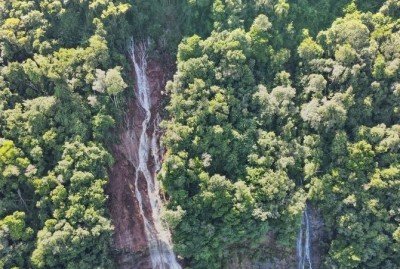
[127,39,181,269]
[297,203,313,269]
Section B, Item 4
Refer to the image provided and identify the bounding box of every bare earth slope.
[108,56,170,269]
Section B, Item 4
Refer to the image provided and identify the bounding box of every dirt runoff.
[107,58,171,269]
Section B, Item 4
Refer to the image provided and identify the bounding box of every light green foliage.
[0,1,48,61]
[0,211,34,269]
[94,67,127,96]
[31,141,113,269]
[300,3,400,268]
[161,14,304,267]
[0,0,132,268]
[161,1,400,268]
[1,211,33,241]
[299,8,400,130]
[298,35,324,61]
[310,126,400,268]
[0,139,35,269]
[0,139,30,192]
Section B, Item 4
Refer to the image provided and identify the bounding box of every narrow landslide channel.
[107,41,179,269]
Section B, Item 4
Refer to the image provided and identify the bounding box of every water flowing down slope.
[108,39,180,269]
[297,203,313,269]
[127,40,181,269]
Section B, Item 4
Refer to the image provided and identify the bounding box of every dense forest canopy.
[161,1,400,268]
[0,0,399,268]
[0,1,131,268]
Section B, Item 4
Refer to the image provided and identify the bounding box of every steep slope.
[108,41,179,268]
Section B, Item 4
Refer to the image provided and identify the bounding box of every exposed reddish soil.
[107,57,172,269]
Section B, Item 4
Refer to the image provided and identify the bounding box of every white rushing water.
[129,40,181,269]
[297,203,313,269]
